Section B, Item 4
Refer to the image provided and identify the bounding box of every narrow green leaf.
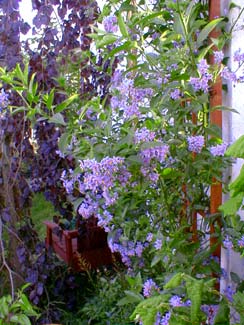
[44,89,55,110]
[97,34,118,48]
[55,94,78,113]
[197,18,224,47]
[117,12,129,37]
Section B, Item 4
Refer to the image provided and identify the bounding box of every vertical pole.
[209,0,222,265]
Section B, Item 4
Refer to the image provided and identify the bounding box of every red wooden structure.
[44,221,114,271]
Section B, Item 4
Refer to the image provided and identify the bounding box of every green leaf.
[151,254,162,267]
[10,314,32,325]
[0,297,9,317]
[43,89,55,110]
[213,299,230,324]
[55,94,79,113]
[229,166,244,197]
[117,291,143,306]
[117,12,129,37]
[230,272,241,284]
[219,193,243,216]
[164,273,183,289]
[229,2,241,10]
[197,18,224,47]
[130,295,169,325]
[233,292,244,324]
[185,277,204,323]
[97,34,118,48]
[58,132,70,153]
[225,135,244,158]
[49,113,66,126]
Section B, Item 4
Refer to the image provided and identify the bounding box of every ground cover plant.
[1,0,244,324]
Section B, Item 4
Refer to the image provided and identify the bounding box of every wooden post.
[209,0,222,268]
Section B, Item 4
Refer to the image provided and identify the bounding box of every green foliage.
[131,273,219,325]
[79,272,136,324]
[0,285,39,325]
[2,0,244,324]
[30,193,56,239]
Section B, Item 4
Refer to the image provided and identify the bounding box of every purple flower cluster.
[221,66,238,83]
[141,166,159,183]
[97,209,113,232]
[108,232,146,267]
[142,278,159,297]
[238,235,244,248]
[156,311,171,325]
[103,15,118,33]
[234,48,244,63]
[154,238,162,250]
[169,295,182,307]
[189,59,212,93]
[110,71,153,119]
[223,236,233,250]
[134,127,156,144]
[170,88,181,100]
[80,156,131,206]
[140,145,169,164]
[224,284,236,302]
[213,51,224,64]
[209,143,227,156]
[169,295,191,308]
[187,135,204,153]
[78,198,99,219]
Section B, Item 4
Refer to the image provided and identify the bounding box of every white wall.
[221,0,244,295]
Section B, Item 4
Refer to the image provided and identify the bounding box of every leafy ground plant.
[0,284,39,325]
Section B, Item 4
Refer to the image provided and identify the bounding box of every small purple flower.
[103,15,118,33]
[221,66,238,83]
[223,236,233,250]
[146,232,154,242]
[213,51,224,64]
[187,135,204,153]
[135,242,144,257]
[224,284,235,302]
[143,279,158,297]
[189,74,212,93]
[134,127,155,144]
[154,239,162,250]
[169,295,182,307]
[238,235,244,248]
[234,48,244,63]
[197,59,209,75]
[140,145,169,164]
[209,143,227,156]
[160,311,171,325]
[170,88,181,100]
